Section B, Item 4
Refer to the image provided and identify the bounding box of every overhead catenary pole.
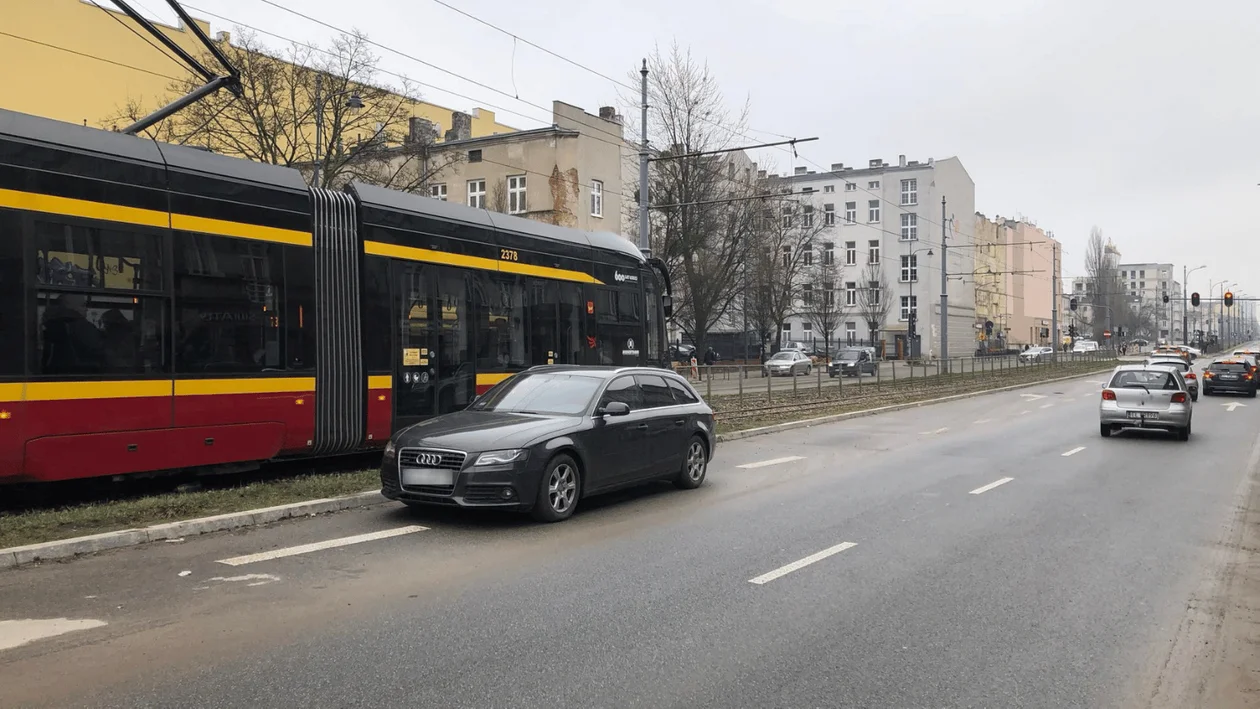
[1051,240,1058,358]
[313,74,323,188]
[939,196,948,367]
[638,59,650,257]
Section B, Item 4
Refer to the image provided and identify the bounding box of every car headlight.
[473,449,528,467]
[383,440,396,457]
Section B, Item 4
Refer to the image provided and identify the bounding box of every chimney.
[598,106,620,123]
[215,30,231,44]
[794,166,808,175]
[444,111,472,141]
[868,158,883,168]
[898,154,906,167]
[757,170,766,179]
[407,117,438,144]
[830,162,844,171]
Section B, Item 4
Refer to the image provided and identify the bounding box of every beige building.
[973,213,1010,349]
[412,101,624,232]
[1002,218,1061,347]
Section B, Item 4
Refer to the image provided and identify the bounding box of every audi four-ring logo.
[412,453,443,467]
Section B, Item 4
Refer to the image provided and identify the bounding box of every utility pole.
[939,196,949,368]
[313,74,323,188]
[1050,240,1058,360]
[1182,265,1188,346]
[638,59,650,257]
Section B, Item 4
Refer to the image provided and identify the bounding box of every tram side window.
[473,272,528,372]
[0,212,22,375]
[32,220,169,375]
[362,255,392,373]
[592,287,643,366]
[283,246,315,372]
[174,233,284,374]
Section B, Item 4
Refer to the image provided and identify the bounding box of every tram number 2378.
[500,248,519,262]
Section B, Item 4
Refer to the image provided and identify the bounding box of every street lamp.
[1183,265,1205,346]
[312,73,365,188]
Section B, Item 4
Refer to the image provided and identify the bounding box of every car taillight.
[1171,392,1187,403]
[1246,373,1254,381]
[1101,389,1116,401]
[1204,371,1215,378]
[1185,372,1196,379]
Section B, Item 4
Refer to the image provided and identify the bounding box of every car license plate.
[401,468,455,486]
[1223,375,1238,380]
[1127,411,1159,420]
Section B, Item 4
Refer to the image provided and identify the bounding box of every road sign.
[1103,329,1112,338]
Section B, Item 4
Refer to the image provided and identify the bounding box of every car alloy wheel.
[532,454,580,522]
[675,436,708,489]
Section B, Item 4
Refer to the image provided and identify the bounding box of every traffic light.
[1162,294,1169,304]
[984,320,994,335]
[907,311,917,336]
[1224,291,1234,308]
[1191,292,1200,307]
[1069,297,1078,311]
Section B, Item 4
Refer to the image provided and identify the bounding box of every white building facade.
[776,155,977,359]
[1117,262,1182,343]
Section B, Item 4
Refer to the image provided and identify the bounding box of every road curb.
[0,490,385,570]
[715,366,1115,443]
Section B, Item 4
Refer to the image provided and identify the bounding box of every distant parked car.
[828,348,877,377]
[1019,346,1055,362]
[1073,340,1100,353]
[762,350,813,376]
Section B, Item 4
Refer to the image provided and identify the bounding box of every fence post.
[706,366,713,400]
[793,368,798,397]
[767,367,772,403]
[738,364,744,404]
[816,362,822,395]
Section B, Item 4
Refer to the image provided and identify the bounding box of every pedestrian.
[690,355,699,380]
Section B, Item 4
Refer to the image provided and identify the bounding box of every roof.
[522,365,684,378]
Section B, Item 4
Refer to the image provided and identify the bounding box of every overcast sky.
[143,0,1259,296]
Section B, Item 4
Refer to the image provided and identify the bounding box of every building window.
[802,321,813,335]
[900,295,918,321]
[467,179,486,209]
[782,321,792,335]
[804,248,814,266]
[901,179,917,205]
[468,149,482,163]
[868,239,880,265]
[1139,281,1145,290]
[868,200,880,223]
[1140,269,1146,278]
[900,213,917,241]
[824,204,836,226]
[508,175,527,214]
[846,321,856,344]
[901,254,918,282]
[868,180,880,189]
[802,283,813,304]
[845,282,858,307]
[803,205,815,228]
[430,183,447,201]
[825,286,836,306]
[782,246,791,268]
[824,242,835,265]
[869,281,882,305]
[845,202,856,224]
[824,185,835,193]
[845,183,856,192]
[845,241,857,266]
[590,179,603,217]
[782,206,793,228]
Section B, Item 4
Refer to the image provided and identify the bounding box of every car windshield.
[838,351,862,360]
[1212,363,1251,373]
[1148,359,1188,371]
[1110,370,1179,390]
[769,352,795,361]
[470,372,602,415]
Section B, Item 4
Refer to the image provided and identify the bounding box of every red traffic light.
[1191,292,1200,307]
[1225,291,1234,308]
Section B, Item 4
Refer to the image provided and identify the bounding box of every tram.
[0,108,671,483]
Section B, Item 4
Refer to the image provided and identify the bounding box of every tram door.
[393,262,475,427]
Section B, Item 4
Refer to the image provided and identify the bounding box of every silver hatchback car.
[1099,364,1193,440]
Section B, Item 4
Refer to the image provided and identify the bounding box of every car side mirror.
[661,295,673,318]
[597,401,631,417]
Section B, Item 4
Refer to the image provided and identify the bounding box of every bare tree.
[798,250,847,357]
[106,30,459,190]
[745,193,831,352]
[634,43,757,355]
[1082,225,1123,340]
[856,263,893,349]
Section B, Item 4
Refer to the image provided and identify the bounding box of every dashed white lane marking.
[1062,446,1086,457]
[216,526,428,566]
[1020,410,1030,415]
[0,618,108,652]
[1064,398,1076,402]
[973,418,992,425]
[1020,393,1047,401]
[737,456,805,469]
[749,542,858,585]
[969,477,1014,495]
[1040,403,1054,409]
[919,427,949,435]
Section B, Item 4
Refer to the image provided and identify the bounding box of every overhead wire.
[89,0,193,77]
[0,31,184,82]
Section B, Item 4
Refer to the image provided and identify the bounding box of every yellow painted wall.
[0,0,516,135]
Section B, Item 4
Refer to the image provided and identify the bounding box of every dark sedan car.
[380,366,716,522]
[1202,359,1258,398]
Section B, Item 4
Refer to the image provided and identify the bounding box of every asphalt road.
[2,357,1256,708]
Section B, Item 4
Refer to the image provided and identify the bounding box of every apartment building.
[1117,262,1182,342]
[776,155,977,359]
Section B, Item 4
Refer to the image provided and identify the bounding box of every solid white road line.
[216,526,429,566]
[0,618,107,652]
[1040,403,1054,409]
[969,477,1014,495]
[749,542,858,585]
[973,419,992,425]
[737,456,805,469]
[919,427,949,435]
[1062,446,1086,457]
